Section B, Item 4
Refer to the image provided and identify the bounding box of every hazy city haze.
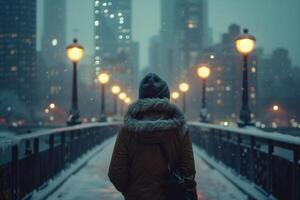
[37,0,300,68]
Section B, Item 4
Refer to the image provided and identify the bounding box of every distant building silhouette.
[39,0,68,109]
[0,0,37,121]
[149,35,161,74]
[94,0,136,86]
[159,0,210,84]
[258,48,300,126]
[186,24,259,123]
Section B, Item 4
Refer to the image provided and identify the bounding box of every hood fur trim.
[124,98,187,134]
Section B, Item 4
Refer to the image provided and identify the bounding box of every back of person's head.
[139,73,170,99]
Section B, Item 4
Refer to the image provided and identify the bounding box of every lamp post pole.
[111,85,120,116]
[200,78,208,122]
[197,65,211,122]
[113,94,117,115]
[98,72,110,122]
[66,39,84,126]
[235,29,256,127]
[100,83,105,120]
[239,55,251,125]
[179,82,189,114]
[70,61,79,121]
[182,93,186,113]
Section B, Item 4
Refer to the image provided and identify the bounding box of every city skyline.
[35,0,300,69]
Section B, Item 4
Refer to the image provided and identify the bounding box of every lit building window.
[95,56,100,61]
[126,35,130,39]
[217,99,222,105]
[95,46,100,50]
[11,66,17,71]
[95,1,99,7]
[251,67,256,73]
[119,35,123,39]
[95,60,100,65]
[108,2,112,5]
[104,9,108,13]
[95,35,99,39]
[95,10,99,14]
[119,20,124,24]
[187,20,196,28]
[102,2,107,6]
[118,12,122,17]
[217,79,222,85]
[225,86,231,91]
[52,38,58,46]
[210,55,215,59]
[250,93,256,99]
[110,14,115,18]
[94,20,99,26]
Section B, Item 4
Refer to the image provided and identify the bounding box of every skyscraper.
[0,0,37,118]
[94,0,133,85]
[160,0,209,84]
[39,0,67,107]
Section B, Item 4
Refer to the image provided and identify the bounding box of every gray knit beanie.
[139,73,170,99]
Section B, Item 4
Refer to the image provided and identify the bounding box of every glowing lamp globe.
[124,97,131,104]
[235,29,256,56]
[66,39,84,63]
[98,72,110,84]
[171,92,180,100]
[197,66,211,79]
[119,92,127,100]
[273,105,279,112]
[179,83,190,93]
[111,85,121,95]
[49,103,56,109]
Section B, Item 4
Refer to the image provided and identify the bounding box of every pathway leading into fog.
[46,136,247,200]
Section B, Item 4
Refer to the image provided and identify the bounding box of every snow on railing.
[0,122,121,200]
[189,121,300,146]
[189,121,300,200]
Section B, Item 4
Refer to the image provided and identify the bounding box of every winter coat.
[108,98,197,200]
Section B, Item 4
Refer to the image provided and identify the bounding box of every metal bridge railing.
[0,122,120,200]
[189,122,300,200]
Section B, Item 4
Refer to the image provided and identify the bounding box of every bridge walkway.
[43,136,247,200]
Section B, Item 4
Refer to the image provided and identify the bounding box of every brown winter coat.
[108,98,197,200]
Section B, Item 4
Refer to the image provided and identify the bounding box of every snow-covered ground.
[43,136,247,200]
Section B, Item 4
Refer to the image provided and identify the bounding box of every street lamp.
[98,71,110,122]
[179,83,189,113]
[124,97,131,105]
[235,29,256,127]
[66,38,84,125]
[49,103,56,109]
[197,65,211,122]
[119,92,127,116]
[111,85,121,115]
[171,91,180,103]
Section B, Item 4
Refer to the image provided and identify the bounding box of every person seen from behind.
[108,73,197,200]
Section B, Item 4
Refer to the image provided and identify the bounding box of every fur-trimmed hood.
[123,98,187,143]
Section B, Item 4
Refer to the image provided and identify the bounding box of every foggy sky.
[37,0,300,68]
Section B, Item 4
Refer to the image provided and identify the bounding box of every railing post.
[292,146,300,200]
[33,138,40,188]
[61,132,66,169]
[267,140,274,196]
[226,132,231,167]
[49,134,54,178]
[11,145,19,200]
[249,136,255,182]
[237,134,242,175]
